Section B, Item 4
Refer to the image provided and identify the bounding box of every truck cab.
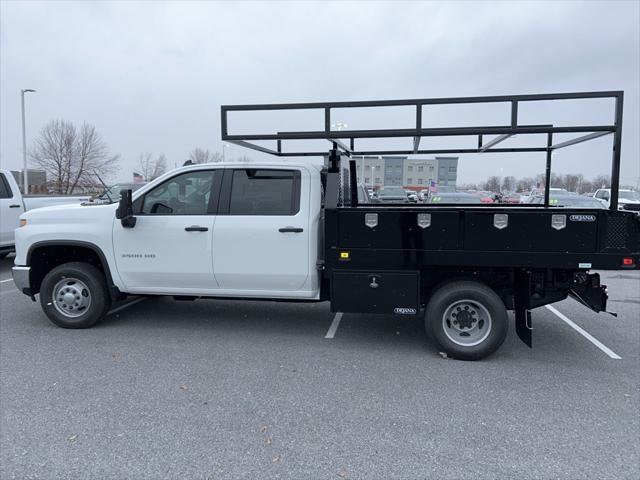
[13,162,324,304]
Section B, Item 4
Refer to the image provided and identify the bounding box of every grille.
[605,216,630,249]
[621,203,640,212]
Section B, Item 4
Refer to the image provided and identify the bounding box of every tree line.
[461,173,615,195]
[29,119,249,194]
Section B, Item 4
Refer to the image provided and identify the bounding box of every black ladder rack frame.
[221,91,624,210]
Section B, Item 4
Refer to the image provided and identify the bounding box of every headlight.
[19,219,27,227]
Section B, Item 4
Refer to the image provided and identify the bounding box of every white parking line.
[0,278,13,284]
[325,312,343,339]
[545,305,621,359]
[107,297,146,316]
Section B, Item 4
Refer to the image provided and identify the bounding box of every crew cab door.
[113,169,222,292]
[212,167,309,293]
[0,172,24,247]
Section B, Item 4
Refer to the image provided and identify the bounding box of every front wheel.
[40,262,111,328]
[425,280,508,360]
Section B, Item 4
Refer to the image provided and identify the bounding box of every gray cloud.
[1,0,638,185]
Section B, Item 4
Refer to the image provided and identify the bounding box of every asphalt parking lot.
[1,255,638,480]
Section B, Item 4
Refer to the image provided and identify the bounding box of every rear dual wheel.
[425,280,508,360]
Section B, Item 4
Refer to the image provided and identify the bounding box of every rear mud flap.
[514,270,532,348]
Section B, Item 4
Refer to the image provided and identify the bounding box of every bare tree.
[138,152,167,181]
[188,148,222,164]
[516,177,535,192]
[501,176,516,193]
[563,173,583,193]
[484,176,501,192]
[30,119,119,194]
[592,174,611,189]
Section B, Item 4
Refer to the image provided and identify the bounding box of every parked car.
[376,186,408,203]
[0,169,91,258]
[521,187,568,203]
[356,184,380,204]
[594,188,640,212]
[526,194,605,209]
[474,191,495,203]
[503,192,522,204]
[405,190,418,203]
[427,192,483,204]
[417,189,430,202]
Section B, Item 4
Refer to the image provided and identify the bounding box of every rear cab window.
[224,169,301,215]
[0,174,12,199]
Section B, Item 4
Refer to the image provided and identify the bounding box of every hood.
[22,201,117,223]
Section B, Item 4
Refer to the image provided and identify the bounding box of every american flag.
[133,172,144,183]
[429,179,437,192]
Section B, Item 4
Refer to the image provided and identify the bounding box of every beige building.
[353,156,458,189]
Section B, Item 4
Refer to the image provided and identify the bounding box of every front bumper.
[12,266,31,296]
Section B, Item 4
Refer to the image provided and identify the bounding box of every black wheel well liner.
[27,241,120,299]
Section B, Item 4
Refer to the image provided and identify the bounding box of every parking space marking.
[0,278,13,284]
[545,305,621,359]
[324,312,343,339]
[107,297,146,316]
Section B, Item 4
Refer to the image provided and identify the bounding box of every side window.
[595,191,603,199]
[0,174,11,199]
[141,170,216,215]
[228,169,300,215]
[602,191,610,201]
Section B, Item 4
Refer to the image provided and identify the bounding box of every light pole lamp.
[21,89,36,193]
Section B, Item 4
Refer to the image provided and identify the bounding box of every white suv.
[594,188,640,212]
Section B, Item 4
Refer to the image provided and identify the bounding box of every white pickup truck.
[593,188,640,213]
[0,169,91,257]
[11,92,640,361]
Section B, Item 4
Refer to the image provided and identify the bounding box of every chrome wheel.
[442,299,492,347]
[52,277,92,318]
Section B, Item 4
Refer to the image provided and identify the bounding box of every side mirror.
[115,189,137,228]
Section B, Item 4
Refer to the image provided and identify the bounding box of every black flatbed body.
[223,91,638,347]
[326,206,639,271]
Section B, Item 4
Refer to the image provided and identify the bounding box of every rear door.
[0,173,24,247]
[212,167,309,292]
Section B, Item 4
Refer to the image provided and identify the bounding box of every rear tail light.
[622,257,634,266]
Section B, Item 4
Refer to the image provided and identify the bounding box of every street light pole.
[21,89,36,193]
[222,143,229,162]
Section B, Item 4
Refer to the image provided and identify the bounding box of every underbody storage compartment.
[331,270,419,315]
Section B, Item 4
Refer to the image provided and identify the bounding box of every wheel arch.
[27,240,121,299]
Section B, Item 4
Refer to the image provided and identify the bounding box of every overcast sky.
[1,0,638,186]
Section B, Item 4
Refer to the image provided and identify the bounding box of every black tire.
[39,262,111,329]
[425,280,508,361]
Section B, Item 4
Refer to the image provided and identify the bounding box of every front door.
[113,169,222,292]
[212,167,309,293]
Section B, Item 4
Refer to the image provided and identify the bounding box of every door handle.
[279,227,303,233]
[185,226,208,232]
[9,204,21,208]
